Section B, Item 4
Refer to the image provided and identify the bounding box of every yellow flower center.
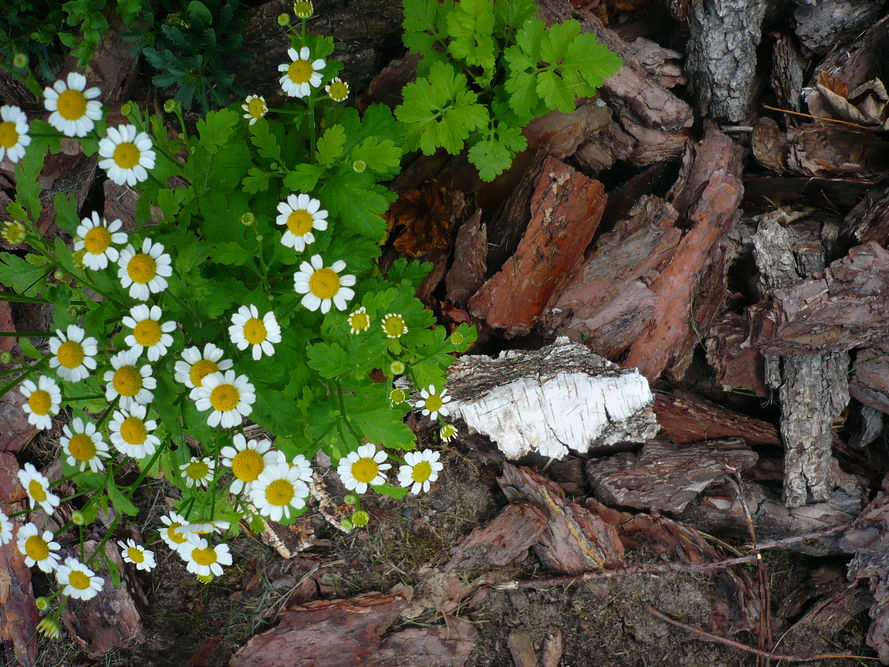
[425,395,443,413]
[127,547,145,563]
[56,89,88,120]
[57,340,85,369]
[265,479,295,506]
[133,319,162,347]
[0,121,18,149]
[309,267,340,299]
[68,570,91,590]
[232,449,264,482]
[288,59,313,84]
[243,318,267,344]
[189,359,219,387]
[351,457,379,484]
[2,221,26,244]
[210,384,239,412]
[192,547,218,566]
[382,316,406,338]
[247,97,266,118]
[112,141,140,169]
[113,365,142,397]
[166,523,188,545]
[127,253,156,284]
[119,416,147,445]
[328,81,348,101]
[390,389,406,404]
[287,209,314,235]
[83,225,111,254]
[185,461,209,480]
[24,535,49,561]
[28,479,47,502]
[68,433,96,462]
[28,389,52,415]
[411,461,433,483]
[349,312,369,331]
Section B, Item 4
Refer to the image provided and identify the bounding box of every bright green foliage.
[398,0,621,180]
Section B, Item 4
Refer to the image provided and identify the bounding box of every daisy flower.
[0,105,31,163]
[278,46,325,98]
[242,95,267,125]
[19,376,61,430]
[220,434,284,494]
[325,77,349,102]
[55,557,103,600]
[293,254,355,314]
[347,307,370,334]
[228,305,281,361]
[275,193,328,252]
[192,370,256,428]
[98,124,156,186]
[122,304,176,361]
[0,509,12,546]
[250,463,310,522]
[1,220,26,244]
[159,511,194,550]
[178,536,232,577]
[43,72,102,137]
[180,457,215,489]
[117,539,156,572]
[439,423,458,442]
[415,385,451,419]
[397,449,443,495]
[108,404,160,459]
[48,324,98,382]
[104,348,155,408]
[117,238,173,301]
[337,443,391,494]
[60,418,110,472]
[174,343,234,399]
[16,522,61,572]
[18,462,60,514]
[381,313,408,339]
[74,212,127,270]
[289,454,313,484]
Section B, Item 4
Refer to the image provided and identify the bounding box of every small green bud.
[340,517,354,531]
[277,12,290,25]
[120,102,133,116]
[351,510,369,527]
[389,388,406,405]
[293,1,313,19]
[352,159,366,173]
[1,220,27,245]
[240,212,256,226]
[196,574,214,584]
[0,351,12,365]
[35,597,50,611]
[53,269,65,281]
[389,360,405,375]
[450,331,464,345]
[71,510,88,526]
[12,53,28,69]
[163,99,179,113]
[254,234,264,242]
[343,493,359,506]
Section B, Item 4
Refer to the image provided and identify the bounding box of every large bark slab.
[794,0,887,55]
[653,390,780,446]
[469,157,606,337]
[371,617,478,667]
[446,338,659,460]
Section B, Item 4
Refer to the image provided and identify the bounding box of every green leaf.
[306,341,352,379]
[403,0,453,53]
[0,254,46,294]
[468,123,527,181]
[18,338,41,360]
[211,241,249,266]
[242,168,273,194]
[249,120,281,161]
[319,172,394,241]
[395,61,489,155]
[537,70,574,113]
[315,124,347,166]
[52,192,80,235]
[196,108,239,154]
[446,0,496,76]
[373,483,410,499]
[349,136,402,176]
[107,483,139,516]
[187,0,212,24]
[284,163,325,192]
[493,0,537,35]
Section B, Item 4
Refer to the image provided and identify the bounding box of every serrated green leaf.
[306,341,352,378]
[468,122,526,181]
[242,168,273,194]
[107,483,138,516]
[315,124,346,166]
[284,163,325,192]
[349,136,402,175]
[403,0,453,53]
[446,0,496,75]
[249,120,281,161]
[493,0,536,35]
[197,108,239,154]
[0,254,47,295]
[319,172,394,241]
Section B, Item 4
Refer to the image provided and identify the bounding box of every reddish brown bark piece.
[0,302,14,352]
[705,313,769,396]
[653,390,780,445]
[230,593,406,667]
[497,464,624,574]
[624,169,743,382]
[587,439,758,513]
[669,124,745,218]
[371,617,477,667]
[851,344,889,414]
[844,181,889,246]
[446,503,546,573]
[541,195,680,359]
[61,540,144,659]
[751,242,889,355]
[0,390,37,453]
[469,157,606,337]
[445,210,487,308]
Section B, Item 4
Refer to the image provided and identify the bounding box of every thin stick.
[645,606,880,663]
[761,104,874,130]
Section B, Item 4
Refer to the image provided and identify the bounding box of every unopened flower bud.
[450,331,464,345]
[389,388,406,405]
[163,99,179,113]
[340,517,354,531]
[0,351,12,365]
[13,53,28,69]
[293,1,313,19]
[120,102,133,116]
[35,597,50,611]
[53,269,65,281]
[277,13,290,26]
[197,574,214,584]
[71,510,88,526]
[37,617,60,639]
[389,360,405,375]
[240,212,256,226]
[351,510,369,527]
[352,159,366,173]
[343,493,359,506]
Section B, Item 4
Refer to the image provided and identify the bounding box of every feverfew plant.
[0,3,473,633]
[397,0,622,180]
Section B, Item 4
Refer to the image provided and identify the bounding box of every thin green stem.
[85,513,121,567]
[125,441,168,498]
[334,380,363,446]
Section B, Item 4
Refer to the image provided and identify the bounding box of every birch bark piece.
[446,338,658,460]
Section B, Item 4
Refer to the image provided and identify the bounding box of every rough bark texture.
[843,180,889,246]
[587,439,759,513]
[769,33,806,113]
[851,344,889,415]
[652,390,780,445]
[705,313,769,396]
[469,157,607,337]
[498,464,625,573]
[446,338,659,459]
[685,0,767,122]
[444,210,486,308]
[445,503,547,574]
[371,617,478,667]
[794,0,887,55]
